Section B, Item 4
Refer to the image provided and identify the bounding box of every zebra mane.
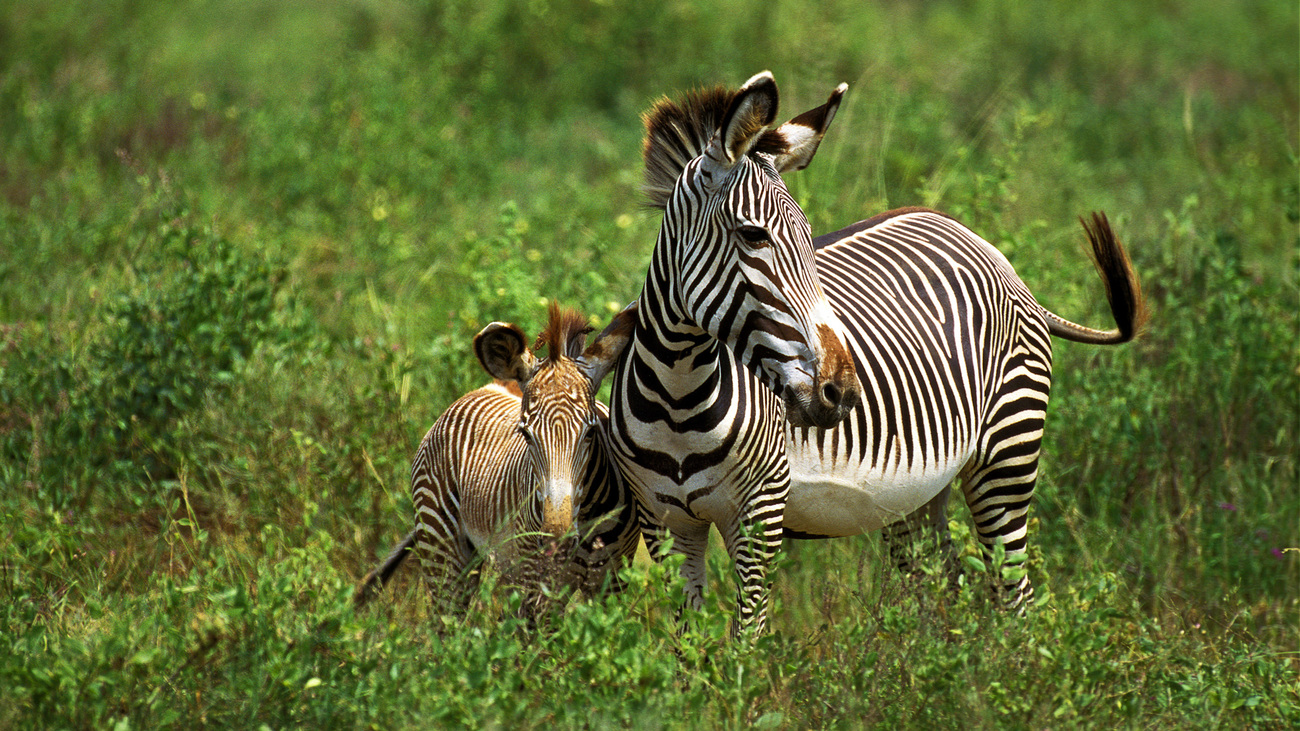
[535,301,593,361]
[641,84,788,210]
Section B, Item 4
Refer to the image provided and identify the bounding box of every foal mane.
[534,302,593,362]
[641,84,789,210]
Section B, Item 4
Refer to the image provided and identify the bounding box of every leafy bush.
[1042,198,1298,635]
[0,175,309,532]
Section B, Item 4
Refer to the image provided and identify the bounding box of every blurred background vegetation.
[1,0,1296,728]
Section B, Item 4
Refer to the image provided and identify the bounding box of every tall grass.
[1,0,1296,727]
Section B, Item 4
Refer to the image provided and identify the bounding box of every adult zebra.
[784,208,1145,612]
[608,71,863,634]
[612,72,1145,632]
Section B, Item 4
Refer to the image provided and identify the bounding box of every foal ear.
[768,82,847,173]
[577,301,638,387]
[703,71,780,172]
[474,322,538,384]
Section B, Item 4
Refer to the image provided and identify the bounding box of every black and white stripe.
[610,72,862,634]
[784,208,1146,611]
[354,305,640,617]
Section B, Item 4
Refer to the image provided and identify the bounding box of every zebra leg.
[412,484,478,618]
[513,536,561,629]
[637,500,714,622]
[572,497,641,597]
[414,529,478,619]
[719,493,787,636]
[881,483,957,585]
[636,499,673,565]
[667,523,711,614]
[960,420,1045,613]
[572,522,631,597]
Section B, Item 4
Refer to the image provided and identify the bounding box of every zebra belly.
[782,446,966,537]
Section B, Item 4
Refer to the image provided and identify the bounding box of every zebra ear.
[474,322,539,385]
[768,82,847,173]
[704,71,780,171]
[577,301,638,387]
[564,326,592,361]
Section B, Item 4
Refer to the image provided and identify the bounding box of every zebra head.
[474,302,634,537]
[642,71,862,428]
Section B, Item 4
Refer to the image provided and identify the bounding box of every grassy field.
[2,0,1297,728]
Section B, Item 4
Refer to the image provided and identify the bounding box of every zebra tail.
[352,529,416,608]
[1044,211,1149,345]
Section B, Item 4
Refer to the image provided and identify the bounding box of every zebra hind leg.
[959,432,1044,614]
[881,483,959,593]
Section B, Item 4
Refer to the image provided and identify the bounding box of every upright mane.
[535,301,593,362]
[641,84,787,210]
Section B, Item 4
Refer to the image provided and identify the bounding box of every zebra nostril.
[820,381,841,408]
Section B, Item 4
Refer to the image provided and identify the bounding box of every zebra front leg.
[412,514,479,621]
[672,526,711,616]
[635,498,673,567]
[512,535,565,630]
[719,488,788,636]
[573,498,641,597]
[638,501,713,628]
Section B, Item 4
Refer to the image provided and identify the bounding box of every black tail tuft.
[1078,211,1149,343]
[352,530,416,609]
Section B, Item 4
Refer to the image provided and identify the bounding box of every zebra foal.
[354,304,639,618]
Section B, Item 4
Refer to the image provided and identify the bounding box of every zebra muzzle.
[785,324,861,429]
[540,491,576,537]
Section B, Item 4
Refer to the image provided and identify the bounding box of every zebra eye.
[736,225,770,245]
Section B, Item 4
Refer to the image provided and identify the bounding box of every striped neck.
[634,244,723,377]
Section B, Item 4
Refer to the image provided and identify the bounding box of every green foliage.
[0,0,1296,728]
[415,201,629,402]
[1040,196,1299,641]
[2,179,297,513]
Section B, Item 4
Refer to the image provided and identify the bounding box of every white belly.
[782,440,968,537]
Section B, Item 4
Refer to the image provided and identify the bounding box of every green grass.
[1,0,1297,728]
